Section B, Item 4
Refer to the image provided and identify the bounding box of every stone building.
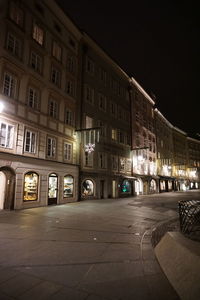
[186,137,200,189]
[0,0,81,209]
[130,77,157,195]
[77,33,133,200]
[154,109,174,192]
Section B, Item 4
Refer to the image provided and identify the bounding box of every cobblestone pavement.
[0,190,199,300]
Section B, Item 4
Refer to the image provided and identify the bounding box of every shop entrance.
[0,167,15,210]
[48,173,58,205]
[112,180,116,198]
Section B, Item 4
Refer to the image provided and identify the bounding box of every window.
[65,109,74,126]
[119,158,125,171]
[82,179,94,196]
[0,122,14,149]
[85,116,93,129]
[47,137,56,158]
[98,120,106,137]
[110,102,116,116]
[84,151,93,167]
[6,32,21,58]
[99,68,106,84]
[52,41,62,61]
[126,159,132,172]
[66,79,75,97]
[86,56,94,74]
[30,51,42,73]
[49,99,58,119]
[9,2,24,27]
[24,130,36,153]
[32,23,44,46]
[2,72,16,98]
[111,129,117,141]
[111,155,118,170]
[99,153,107,169]
[64,175,74,198]
[23,172,38,201]
[27,86,40,110]
[64,143,72,161]
[51,66,61,87]
[85,85,94,104]
[121,180,131,193]
[67,55,76,73]
[98,93,106,111]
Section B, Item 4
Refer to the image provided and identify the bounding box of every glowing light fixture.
[85,143,95,153]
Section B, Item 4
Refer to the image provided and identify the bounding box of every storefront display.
[82,179,94,196]
[24,172,38,201]
[64,175,73,197]
[48,173,58,198]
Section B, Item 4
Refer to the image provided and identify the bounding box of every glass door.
[48,173,58,205]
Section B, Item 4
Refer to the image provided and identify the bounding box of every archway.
[0,171,6,209]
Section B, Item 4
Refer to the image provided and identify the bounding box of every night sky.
[56,0,199,137]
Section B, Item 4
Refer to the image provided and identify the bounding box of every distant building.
[130,78,157,195]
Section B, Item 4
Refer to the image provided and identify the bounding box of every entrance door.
[0,171,6,209]
[48,173,58,205]
[112,180,116,198]
[100,180,104,199]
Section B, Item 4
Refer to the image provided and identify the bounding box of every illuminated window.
[3,72,17,98]
[23,172,38,201]
[24,130,36,153]
[63,175,73,198]
[82,179,94,196]
[0,122,14,149]
[111,129,117,141]
[32,23,44,46]
[52,41,62,61]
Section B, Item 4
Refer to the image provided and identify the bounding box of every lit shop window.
[82,179,94,196]
[23,172,38,201]
[63,175,73,198]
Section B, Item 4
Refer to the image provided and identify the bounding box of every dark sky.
[56,0,199,137]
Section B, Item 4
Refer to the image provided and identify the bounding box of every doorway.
[48,173,58,205]
[100,180,105,199]
[0,167,15,210]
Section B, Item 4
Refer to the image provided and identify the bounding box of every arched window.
[63,175,73,198]
[24,172,39,201]
[82,179,94,196]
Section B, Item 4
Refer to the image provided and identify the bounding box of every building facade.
[130,78,157,195]
[155,109,175,192]
[0,0,81,209]
[77,34,133,200]
[0,0,199,210]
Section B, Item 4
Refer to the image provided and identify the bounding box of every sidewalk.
[0,193,186,300]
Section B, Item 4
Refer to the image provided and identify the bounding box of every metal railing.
[179,200,200,235]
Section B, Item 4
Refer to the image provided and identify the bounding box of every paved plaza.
[0,190,199,300]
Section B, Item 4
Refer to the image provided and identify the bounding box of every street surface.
[0,190,199,300]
